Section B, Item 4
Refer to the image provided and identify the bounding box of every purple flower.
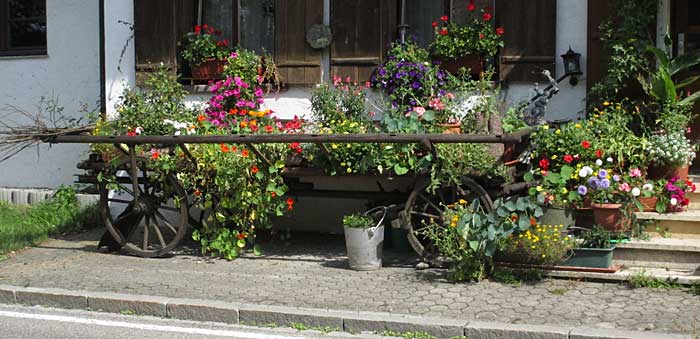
[612,175,620,182]
[577,185,588,196]
[598,169,608,179]
[411,81,421,89]
[409,70,417,77]
[599,178,610,189]
[409,99,417,106]
[378,68,386,76]
[588,177,599,190]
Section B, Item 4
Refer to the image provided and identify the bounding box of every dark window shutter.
[274,0,323,85]
[496,0,556,82]
[134,0,196,70]
[330,0,397,82]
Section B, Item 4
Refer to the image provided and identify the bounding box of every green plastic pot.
[562,245,616,268]
[539,207,576,230]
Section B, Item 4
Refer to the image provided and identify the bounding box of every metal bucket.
[344,206,387,271]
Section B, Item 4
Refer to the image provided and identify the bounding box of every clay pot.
[647,164,689,181]
[637,196,658,212]
[191,58,226,80]
[439,123,462,134]
[433,54,483,76]
[591,203,630,232]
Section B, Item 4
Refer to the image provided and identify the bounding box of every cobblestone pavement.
[0,229,699,335]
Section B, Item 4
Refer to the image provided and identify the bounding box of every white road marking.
[0,310,312,339]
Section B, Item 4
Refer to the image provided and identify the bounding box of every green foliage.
[0,186,100,254]
[180,24,230,65]
[503,224,574,266]
[587,103,647,168]
[501,102,529,133]
[628,270,681,289]
[490,267,544,285]
[310,80,370,126]
[223,48,263,86]
[110,66,197,136]
[342,213,375,229]
[432,143,505,190]
[638,45,700,107]
[379,330,437,339]
[577,226,618,249]
[647,132,696,167]
[589,0,657,103]
[429,8,504,59]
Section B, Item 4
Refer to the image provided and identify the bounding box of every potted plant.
[429,2,504,76]
[501,224,574,266]
[342,207,387,271]
[181,24,231,80]
[527,165,580,230]
[656,176,694,213]
[647,132,696,180]
[562,226,617,269]
[582,168,632,232]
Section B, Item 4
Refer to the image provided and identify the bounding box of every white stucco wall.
[0,0,99,188]
[504,0,588,122]
[104,0,136,118]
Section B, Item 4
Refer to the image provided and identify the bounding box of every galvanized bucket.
[344,206,387,271]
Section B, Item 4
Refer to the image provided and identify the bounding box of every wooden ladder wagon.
[48,131,532,259]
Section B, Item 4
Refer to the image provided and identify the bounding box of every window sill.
[0,54,48,60]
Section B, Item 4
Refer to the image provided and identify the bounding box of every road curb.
[0,285,693,339]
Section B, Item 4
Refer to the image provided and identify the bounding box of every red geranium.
[539,158,550,170]
[431,21,438,27]
[581,140,591,149]
[194,25,201,34]
[286,198,295,211]
[563,154,574,164]
[440,15,449,21]
[483,12,492,21]
[595,149,602,158]
[439,28,449,36]
[467,0,476,11]
[251,166,259,175]
[495,27,505,36]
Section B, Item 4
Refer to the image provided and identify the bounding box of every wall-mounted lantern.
[561,46,582,86]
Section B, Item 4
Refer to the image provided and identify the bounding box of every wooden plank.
[586,0,611,93]
[274,0,322,84]
[134,0,177,67]
[496,0,557,82]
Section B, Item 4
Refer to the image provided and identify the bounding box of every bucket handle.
[363,206,388,238]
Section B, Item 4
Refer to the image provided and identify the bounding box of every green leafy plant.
[311,78,370,127]
[577,226,616,249]
[628,269,680,289]
[429,7,504,59]
[342,213,375,229]
[180,24,230,65]
[648,132,696,167]
[638,45,700,108]
[503,224,574,266]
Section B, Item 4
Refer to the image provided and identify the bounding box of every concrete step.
[614,237,700,270]
[547,265,700,285]
[636,210,700,238]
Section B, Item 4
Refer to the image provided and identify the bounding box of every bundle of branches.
[0,101,94,162]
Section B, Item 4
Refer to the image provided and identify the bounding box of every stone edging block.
[0,285,17,304]
[166,298,240,324]
[569,326,694,339]
[343,310,466,338]
[464,321,570,339]
[15,286,87,309]
[86,292,168,317]
[238,303,343,329]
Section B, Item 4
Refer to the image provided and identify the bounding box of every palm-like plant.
[638,44,700,107]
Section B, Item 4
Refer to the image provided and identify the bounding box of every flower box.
[191,58,226,80]
[539,207,576,230]
[591,203,630,232]
[562,245,616,269]
[647,164,689,181]
[433,54,483,77]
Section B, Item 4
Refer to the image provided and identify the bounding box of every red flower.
[270,192,277,198]
[581,140,591,149]
[194,25,201,34]
[495,27,505,36]
[483,12,492,21]
[197,115,206,122]
[237,233,246,240]
[214,29,222,36]
[150,151,160,160]
[431,21,438,27]
[530,218,536,226]
[467,0,476,11]
[479,33,485,40]
[251,166,259,174]
[220,143,229,153]
[126,131,136,137]
[286,198,295,211]
[241,150,249,157]
[539,158,550,170]
[265,125,274,133]
[563,155,574,164]
[439,28,448,36]
[250,125,259,132]
[595,149,602,158]
[440,15,449,22]
[510,215,518,222]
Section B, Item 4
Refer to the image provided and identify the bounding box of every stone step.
[635,210,700,238]
[614,237,700,270]
[547,265,700,285]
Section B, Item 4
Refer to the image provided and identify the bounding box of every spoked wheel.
[98,155,189,257]
[402,176,493,262]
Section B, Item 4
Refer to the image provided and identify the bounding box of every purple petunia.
[599,178,611,189]
[612,175,620,182]
[588,177,599,190]
[598,169,608,179]
[578,185,588,196]
[411,81,421,89]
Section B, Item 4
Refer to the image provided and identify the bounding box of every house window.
[0,0,47,56]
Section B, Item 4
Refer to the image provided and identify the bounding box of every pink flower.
[230,52,238,58]
[254,87,264,97]
[413,106,426,117]
[619,183,631,192]
[234,77,243,87]
[629,168,642,178]
[428,98,445,110]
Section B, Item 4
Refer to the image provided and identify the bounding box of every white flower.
[631,187,641,197]
[670,198,678,206]
[595,159,603,166]
[606,157,613,163]
[642,183,653,191]
[134,127,143,135]
[578,168,589,178]
[584,166,594,175]
[174,131,181,136]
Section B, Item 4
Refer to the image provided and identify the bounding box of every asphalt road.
[0,304,385,339]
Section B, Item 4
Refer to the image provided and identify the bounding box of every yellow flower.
[542,125,549,130]
[536,186,544,192]
[555,129,561,135]
[561,188,568,194]
[574,123,582,128]
[331,144,339,149]
[603,101,610,106]
[459,199,467,205]
[346,168,352,173]
[551,155,558,160]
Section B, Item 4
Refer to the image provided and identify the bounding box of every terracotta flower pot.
[439,122,462,134]
[191,58,226,80]
[433,54,483,76]
[647,164,689,181]
[591,203,630,232]
[637,196,658,212]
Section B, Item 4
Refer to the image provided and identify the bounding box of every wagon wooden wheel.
[401,176,493,262]
[98,150,189,257]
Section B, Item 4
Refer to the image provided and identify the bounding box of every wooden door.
[330,0,397,82]
[274,0,323,85]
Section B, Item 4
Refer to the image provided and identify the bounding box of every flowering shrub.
[503,224,574,266]
[429,2,504,59]
[659,177,695,212]
[311,77,370,126]
[223,48,263,86]
[648,132,696,167]
[181,24,230,65]
[205,74,266,127]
